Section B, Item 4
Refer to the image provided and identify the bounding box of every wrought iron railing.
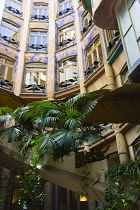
[82,19,93,35]
[0,34,19,47]
[58,38,75,49]
[31,15,49,21]
[23,84,46,93]
[0,78,13,90]
[85,61,102,78]
[5,5,22,16]
[28,44,48,51]
[57,78,78,91]
[106,31,120,54]
[57,7,73,18]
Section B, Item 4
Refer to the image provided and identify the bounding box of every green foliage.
[0,92,105,163]
[101,158,140,210]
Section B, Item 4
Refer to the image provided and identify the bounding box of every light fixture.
[80,195,88,202]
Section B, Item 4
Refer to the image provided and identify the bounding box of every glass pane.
[65,67,70,80]
[34,9,38,15]
[126,0,135,9]
[7,67,13,81]
[40,31,47,35]
[1,26,6,36]
[36,36,41,45]
[0,65,5,78]
[129,0,140,39]
[31,31,38,35]
[118,1,131,35]
[42,36,47,44]
[30,36,35,45]
[38,9,42,16]
[44,9,48,16]
[124,27,140,67]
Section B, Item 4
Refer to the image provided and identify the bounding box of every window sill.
[0,41,19,50]
[29,20,49,23]
[26,50,48,53]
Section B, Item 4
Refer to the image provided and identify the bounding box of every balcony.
[82,19,93,35]
[57,7,73,18]
[57,79,78,91]
[0,78,13,90]
[85,61,102,78]
[58,38,75,49]
[23,84,46,93]
[0,34,19,47]
[31,15,49,21]
[28,44,48,51]
[5,5,22,16]
[107,31,120,54]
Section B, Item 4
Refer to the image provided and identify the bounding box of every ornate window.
[31,3,49,21]
[82,11,93,35]
[28,30,48,51]
[58,24,75,49]
[57,57,78,90]
[5,0,22,16]
[85,35,103,78]
[58,0,73,17]
[0,55,14,90]
[0,19,19,47]
[23,63,47,93]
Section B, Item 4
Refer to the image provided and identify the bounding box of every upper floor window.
[82,11,93,35]
[85,35,103,78]
[5,0,22,16]
[31,3,49,21]
[23,63,47,93]
[104,30,120,55]
[57,57,78,90]
[121,64,129,85]
[58,0,73,17]
[28,29,48,51]
[0,55,14,90]
[0,19,20,47]
[58,24,75,49]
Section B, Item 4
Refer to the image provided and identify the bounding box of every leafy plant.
[0,92,105,163]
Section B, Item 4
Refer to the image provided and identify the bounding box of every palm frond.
[0,107,14,114]
[0,126,22,142]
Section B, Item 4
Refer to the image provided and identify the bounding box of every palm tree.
[0,92,105,163]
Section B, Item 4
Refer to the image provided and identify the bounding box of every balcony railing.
[5,5,22,16]
[107,31,120,54]
[28,44,48,51]
[0,78,13,90]
[58,38,75,49]
[85,61,102,78]
[57,7,73,18]
[57,78,78,91]
[0,34,19,47]
[31,15,49,21]
[82,19,93,35]
[23,84,46,93]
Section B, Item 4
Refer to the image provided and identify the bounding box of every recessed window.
[31,3,49,21]
[82,11,93,35]
[28,30,48,51]
[5,0,22,16]
[58,0,73,17]
[57,57,78,90]
[85,36,103,78]
[104,30,120,55]
[0,19,20,47]
[0,55,14,90]
[58,24,75,49]
[121,64,129,84]
[23,63,47,93]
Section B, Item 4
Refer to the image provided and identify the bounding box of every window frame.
[5,0,22,16]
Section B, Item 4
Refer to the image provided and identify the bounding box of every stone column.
[47,0,56,100]
[53,184,60,210]
[0,168,11,210]
[13,0,32,96]
[114,124,129,162]
[43,182,53,210]
[104,63,116,90]
[0,0,6,24]
[73,0,86,94]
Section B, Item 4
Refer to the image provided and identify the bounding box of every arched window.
[5,0,22,16]
[0,55,15,90]
[0,19,20,47]
[28,29,48,51]
[23,63,47,93]
[57,57,78,90]
[31,3,49,21]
